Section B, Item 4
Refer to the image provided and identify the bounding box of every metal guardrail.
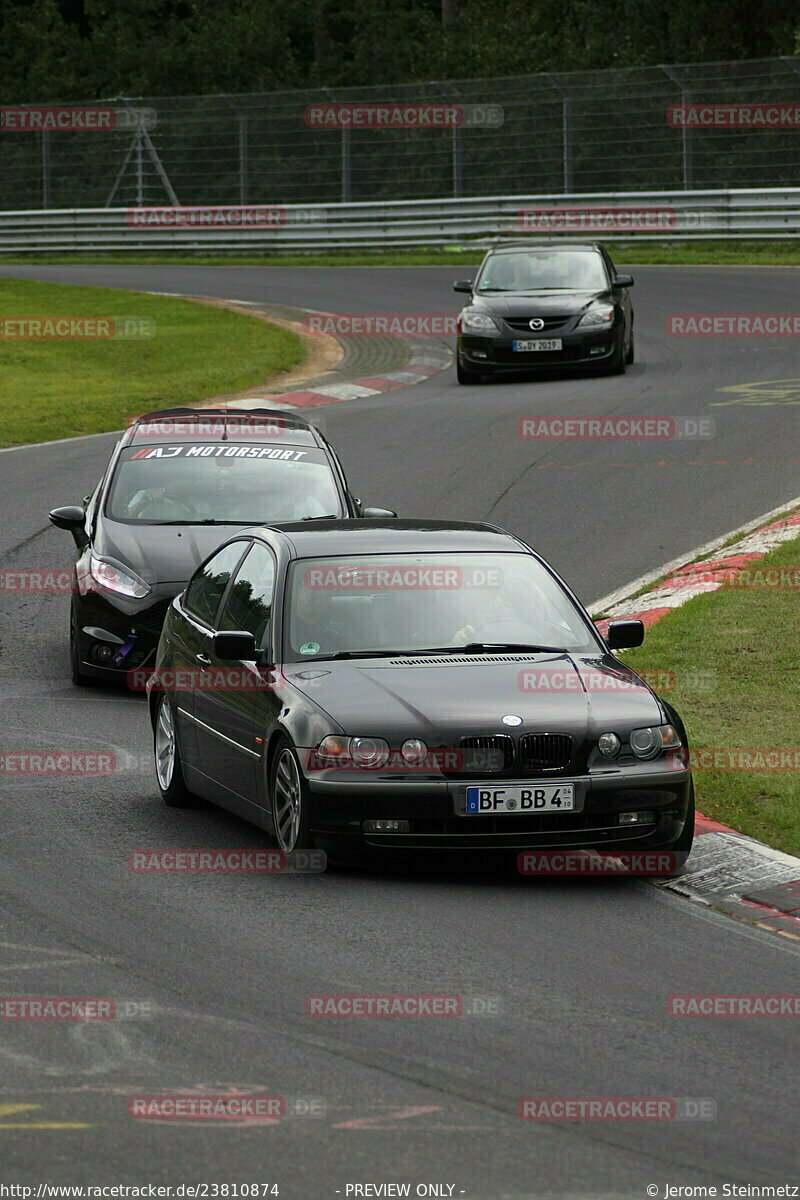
[1,188,799,253]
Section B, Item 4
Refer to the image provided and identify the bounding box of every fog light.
[473,350,488,359]
[95,645,114,663]
[589,345,607,356]
[363,820,410,833]
[598,732,621,759]
[401,738,428,766]
[618,811,655,825]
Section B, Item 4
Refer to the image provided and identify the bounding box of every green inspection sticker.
[300,641,320,656]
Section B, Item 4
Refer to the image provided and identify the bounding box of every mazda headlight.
[460,310,501,335]
[89,554,151,599]
[629,724,681,760]
[577,303,615,328]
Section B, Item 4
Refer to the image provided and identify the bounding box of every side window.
[218,542,276,647]
[184,542,248,627]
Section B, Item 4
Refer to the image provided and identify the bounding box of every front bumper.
[304,763,692,857]
[73,584,181,684]
[459,324,621,372]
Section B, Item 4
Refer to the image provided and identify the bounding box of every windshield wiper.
[462,642,569,653]
[149,519,253,526]
[300,514,340,521]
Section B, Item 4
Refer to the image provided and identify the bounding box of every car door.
[176,540,251,774]
[193,540,279,804]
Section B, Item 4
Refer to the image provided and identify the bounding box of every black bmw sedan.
[148,519,694,866]
[454,242,634,383]
[48,408,395,686]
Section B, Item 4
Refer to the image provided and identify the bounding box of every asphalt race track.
[0,264,799,1195]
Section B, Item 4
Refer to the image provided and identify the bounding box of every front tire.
[606,334,627,375]
[270,737,314,853]
[456,357,483,385]
[154,693,200,807]
[70,606,92,687]
[625,325,635,364]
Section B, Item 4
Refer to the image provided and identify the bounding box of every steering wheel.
[132,492,197,520]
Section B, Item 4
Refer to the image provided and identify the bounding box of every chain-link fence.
[2,55,800,211]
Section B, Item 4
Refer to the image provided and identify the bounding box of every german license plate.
[512,338,562,352]
[465,784,574,814]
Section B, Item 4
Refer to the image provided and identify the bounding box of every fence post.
[660,65,693,190]
[239,115,248,206]
[41,132,50,208]
[341,125,351,202]
[547,76,573,194]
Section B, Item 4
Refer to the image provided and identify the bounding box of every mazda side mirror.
[214,631,258,660]
[613,274,634,288]
[453,280,474,294]
[362,506,397,518]
[606,619,645,650]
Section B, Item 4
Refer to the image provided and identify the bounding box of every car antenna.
[221,390,229,441]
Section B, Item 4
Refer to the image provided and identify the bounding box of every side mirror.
[49,505,89,548]
[214,630,258,660]
[362,506,397,518]
[453,280,474,294]
[49,505,86,531]
[613,274,634,288]
[606,619,645,650]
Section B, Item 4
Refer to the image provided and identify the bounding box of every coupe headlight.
[316,735,390,769]
[401,738,428,766]
[598,732,621,759]
[460,310,501,335]
[577,303,615,328]
[89,554,151,599]
[629,724,681,760]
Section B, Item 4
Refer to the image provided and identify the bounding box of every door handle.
[196,653,211,666]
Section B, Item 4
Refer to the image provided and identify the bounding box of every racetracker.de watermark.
[127,849,326,874]
[0,568,75,594]
[518,1097,716,1121]
[518,852,686,877]
[305,994,501,1017]
[0,106,156,132]
[668,314,800,336]
[129,667,282,693]
[128,1095,286,1121]
[304,103,503,128]
[127,415,288,440]
[0,317,155,340]
[304,313,457,337]
[126,206,325,228]
[668,103,800,128]
[303,563,501,589]
[668,995,800,1017]
[517,667,678,693]
[1,752,115,775]
[666,748,800,772]
[0,997,153,1020]
[515,207,707,232]
[517,416,715,440]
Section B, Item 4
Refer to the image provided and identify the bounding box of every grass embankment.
[622,527,800,856]
[4,241,800,268]
[0,279,304,447]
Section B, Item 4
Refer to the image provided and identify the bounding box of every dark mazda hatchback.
[48,408,395,686]
[148,519,693,866]
[454,241,634,383]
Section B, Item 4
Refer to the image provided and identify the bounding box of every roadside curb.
[211,300,453,410]
[592,504,800,942]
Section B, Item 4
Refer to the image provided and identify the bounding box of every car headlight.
[460,310,501,335]
[316,735,390,769]
[629,724,681,760]
[401,738,428,766]
[577,303,615,328]
[89,554,151,599]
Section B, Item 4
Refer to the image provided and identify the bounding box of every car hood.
[469,289,609,318]
[93,520,254,586]
[285,652,664,743]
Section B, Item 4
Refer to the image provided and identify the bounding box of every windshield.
[106,442,342,524]
[477,250,608,293]
[284,552,597,661]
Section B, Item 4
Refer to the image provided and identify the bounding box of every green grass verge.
[623,525,800,856]
[3,240,800,268]
[0,279,304,447]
